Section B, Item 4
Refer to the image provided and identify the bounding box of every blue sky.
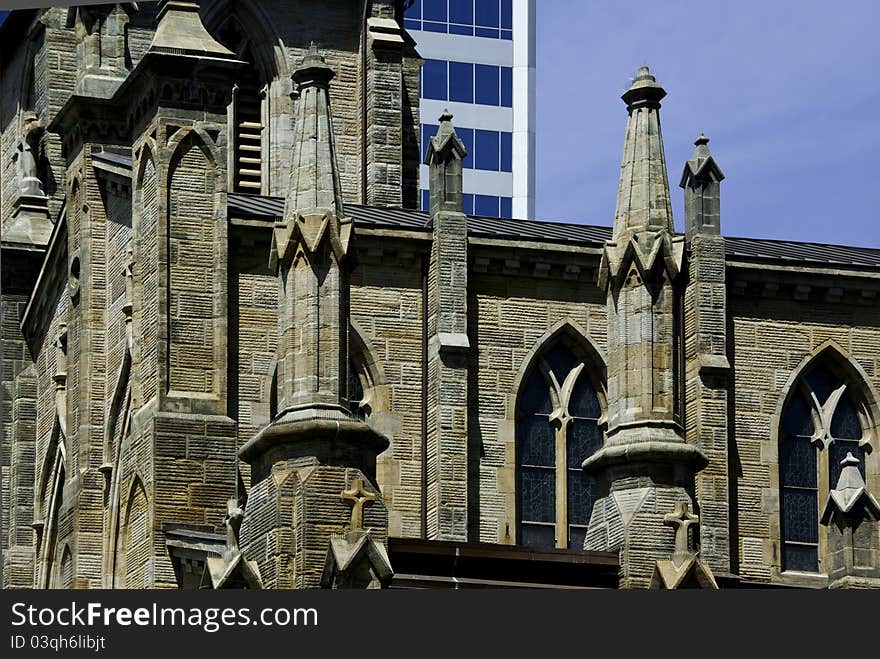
[3,3,877,247]
[536,0,880,247]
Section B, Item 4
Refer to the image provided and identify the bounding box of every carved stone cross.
[664,501,699,568]
[341,478,376,534]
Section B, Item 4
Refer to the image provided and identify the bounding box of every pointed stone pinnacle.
[439,108,454,123]
[841,451,860,467]
[695,133,710,146]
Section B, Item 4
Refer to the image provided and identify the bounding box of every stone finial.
[664,501,699,568]
[680,132,725,240]
[223,497,245,560]
[150,0,235,58]
[293,42,336,89]
[621,66,667,110]
[341,479,377,537]
[424,110,468,215]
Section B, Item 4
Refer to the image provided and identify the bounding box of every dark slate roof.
[228,193,880,269]
[724,236,880,269]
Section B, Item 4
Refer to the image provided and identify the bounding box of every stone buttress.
[583,67,708,588]
[680,134,731,574]
[238,45,391,589]
[424,111,470,541]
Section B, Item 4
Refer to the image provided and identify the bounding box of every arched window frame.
[513,322,607,550]
[775,343,878,576]
[203,4,292,197]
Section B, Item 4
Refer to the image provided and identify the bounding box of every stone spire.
[268,44,355,417]
[284,43,346,219]
[239,45,390,589]
[584,67,706,588]
[613,66,674,239]
[680,134,725,240]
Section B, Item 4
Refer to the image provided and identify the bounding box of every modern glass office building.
[404,0,535,219]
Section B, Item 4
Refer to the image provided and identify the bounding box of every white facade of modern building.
[404,0,536,219]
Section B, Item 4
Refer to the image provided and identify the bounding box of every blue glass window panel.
[449,62,473,103]
[520,523,555,549]
[421,123,439,161]
[423,21,447,33]
[475,0,499,27]
[779,437,817,488]
[449,0,473,24]
[501,66,513,107]
[570,374,601,419]
[457,127,474,169]
[568,526,587,550]
[519,368,551,415]
[475,26,500,38]
[475,64,499,105]
[423,0,447,22]
[421,189,430,212]
[518,415,554,467]
[543,343,577,382]
[782,489,818,543]
[829,440,866,487]
[567,469,595,526]
[462,193,474,214]
[567,420,602,469]
[474,194,499,217]
[783,543,818,573]
[500,131,512,172]
[422,60,447,100]
[500,0,512,29]
[519,467,555,523]
[449,24,473,35]
[806,365,837,406]
[501,29,513,40]
[404,19,422,31]
[500,196,512,218]
[781,394,814,437]
[406,0,422,18]
[475,130,499,170]
[830,393,862,440]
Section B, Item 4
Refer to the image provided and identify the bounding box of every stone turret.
[239,45,390,589]
[820,453,880,589]
[584,67,708,588]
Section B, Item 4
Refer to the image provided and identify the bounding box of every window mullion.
[555,420,568,549]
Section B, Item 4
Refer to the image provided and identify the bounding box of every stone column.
[239,45,390,589]
[424,111,470,541]
[583,68,708,588]
[680,134,731,574]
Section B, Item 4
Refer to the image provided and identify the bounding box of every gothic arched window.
[517,340,604,550]
[779,362,869,573]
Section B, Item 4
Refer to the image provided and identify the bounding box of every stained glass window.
[778,361,868,574]
[517,341,603,550]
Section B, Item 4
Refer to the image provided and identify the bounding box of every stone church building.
[2,1,879,590]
